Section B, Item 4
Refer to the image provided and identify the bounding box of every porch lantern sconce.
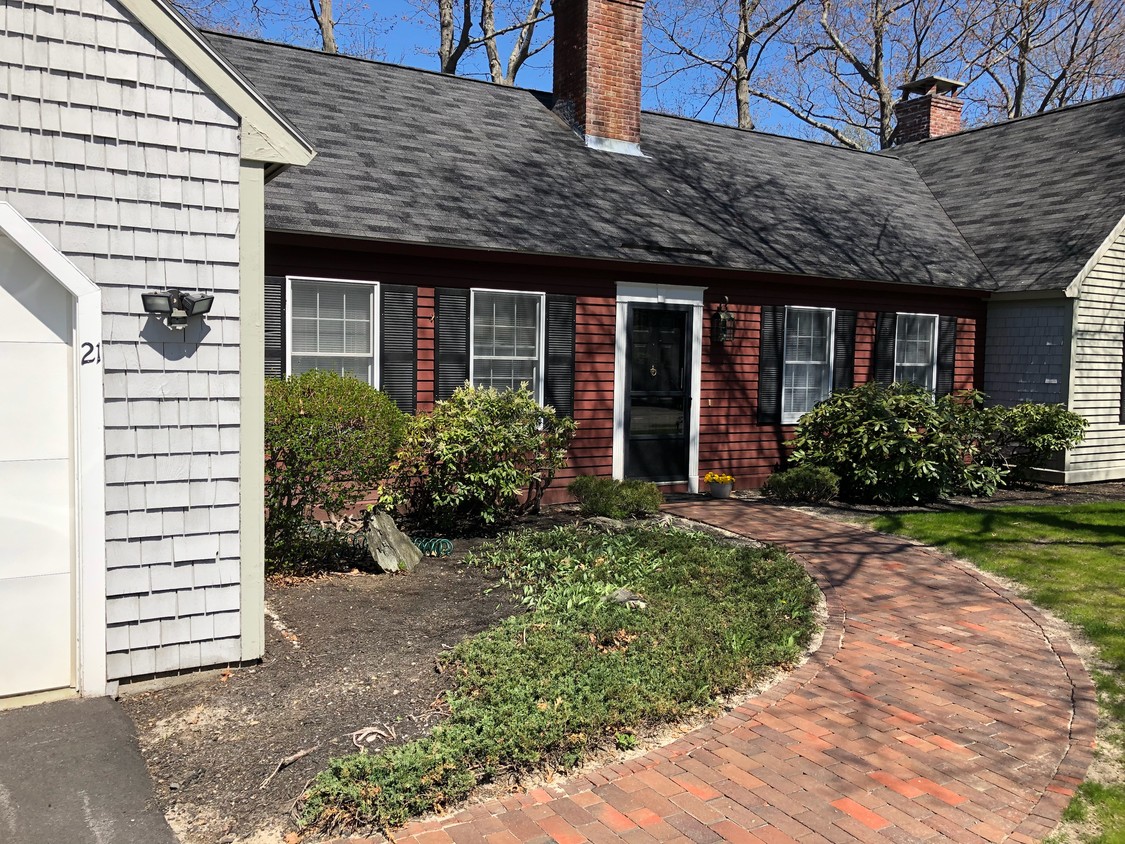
[141,289,214,330]
[711,299,736,343]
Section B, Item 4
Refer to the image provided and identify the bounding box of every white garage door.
[0,231,75,698]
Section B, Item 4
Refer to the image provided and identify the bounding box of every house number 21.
[80,342,101,365]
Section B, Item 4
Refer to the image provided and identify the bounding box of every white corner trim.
[0,203,107,697]
[612,283,705,492]
[1064,210,1125,299]
[116,0,315,167]
[239,164,266,662]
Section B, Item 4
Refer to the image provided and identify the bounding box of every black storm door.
[625,305,691,482]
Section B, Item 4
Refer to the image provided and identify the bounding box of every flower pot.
[709,481,733,499]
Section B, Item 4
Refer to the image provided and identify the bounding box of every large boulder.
[366,511,422,573]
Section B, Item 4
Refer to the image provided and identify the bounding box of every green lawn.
[868,503,1125,843]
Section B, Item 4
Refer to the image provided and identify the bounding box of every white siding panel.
[1,0,244,681]
[1069,230,1125,479]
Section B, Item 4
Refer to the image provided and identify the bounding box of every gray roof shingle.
[888,95,1125,293]
[209,32,1125,294]
[207,32,992,291]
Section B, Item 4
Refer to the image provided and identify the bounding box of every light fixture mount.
[141,289,215,330]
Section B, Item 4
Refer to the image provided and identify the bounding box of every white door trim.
[612,283,705,492]
[0,203,107,697]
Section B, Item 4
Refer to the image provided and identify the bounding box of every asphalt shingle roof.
[207,32,992,291]
[209,32,1125,294]
[888,95,1125,292]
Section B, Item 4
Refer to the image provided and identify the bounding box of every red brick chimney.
[893,77,965,145]
[553,0,645,156]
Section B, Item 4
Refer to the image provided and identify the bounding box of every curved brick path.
[348,500,1096,844]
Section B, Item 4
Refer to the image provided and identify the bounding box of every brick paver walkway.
[346,500,1096,843]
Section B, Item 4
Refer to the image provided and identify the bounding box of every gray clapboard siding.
[1068,228,1125,477]
[1,0,244,680]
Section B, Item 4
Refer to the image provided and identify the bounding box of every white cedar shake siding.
[984,300,1069,406]
[0,0,311,687]
[1067,226,1125,482]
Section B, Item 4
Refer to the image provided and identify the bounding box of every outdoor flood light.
[180,292,214,317]
[141,291,175,314]
[141,289,215,330]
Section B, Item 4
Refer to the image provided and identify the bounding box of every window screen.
[782,307,833,423]
[290,280,375,383]
[894,313,938,391]
[472,291,542,396]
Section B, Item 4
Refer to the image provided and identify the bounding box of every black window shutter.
[544,294,576,418]
[264,276,286,378]
[833,309,856,392]
[380,285,417,414]
[435,287,470,402]
[874,312,897,386]
[757,305,785,424]
[936,315,957,395]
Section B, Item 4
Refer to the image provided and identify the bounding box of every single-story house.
[205,0,1125,495]
[4,0,1123,704]
[1,0,313,701]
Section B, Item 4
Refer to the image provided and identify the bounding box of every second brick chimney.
[893,77,965,145]
[553,0,646,156]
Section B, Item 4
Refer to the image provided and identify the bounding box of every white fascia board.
[1064,210,1125,299]
[118,0,316,167]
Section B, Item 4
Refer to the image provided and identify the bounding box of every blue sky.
[205,0,803,137]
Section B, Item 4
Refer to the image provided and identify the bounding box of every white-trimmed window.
[894,313,938,391]
[470,289,545,399]
[782,306,834,424]
[289,277,378,383]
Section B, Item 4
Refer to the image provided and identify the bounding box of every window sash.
[287,277,378,385]
[470,289,545,400]
[894,313,938,391]
[781,307,834,424]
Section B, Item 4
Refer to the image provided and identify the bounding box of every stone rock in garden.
[606,587,647,610]
[587,516,630,533]
[366,511,422,574]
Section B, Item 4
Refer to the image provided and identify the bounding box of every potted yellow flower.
[704,471,735,499]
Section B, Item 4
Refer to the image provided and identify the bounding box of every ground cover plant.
[264,370,406,573]
[869,503,1125,842]
[300,524,819,836]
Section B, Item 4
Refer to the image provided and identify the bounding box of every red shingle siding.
[267,238,987,494]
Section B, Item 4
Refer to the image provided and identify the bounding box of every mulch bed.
[120,513,585,844]
[722,480,1125,518]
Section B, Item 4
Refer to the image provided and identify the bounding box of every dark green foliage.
[761,465,840,503]
[300,525,818,835]
[789,383,1087,504]
[973,401,1089,481]
[264,371,406,573]
[379,386,577,536]
[568,475,664,519]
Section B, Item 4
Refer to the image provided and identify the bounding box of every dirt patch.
[121,545,525,844]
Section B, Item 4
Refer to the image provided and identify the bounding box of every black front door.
[625,305,691,482]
